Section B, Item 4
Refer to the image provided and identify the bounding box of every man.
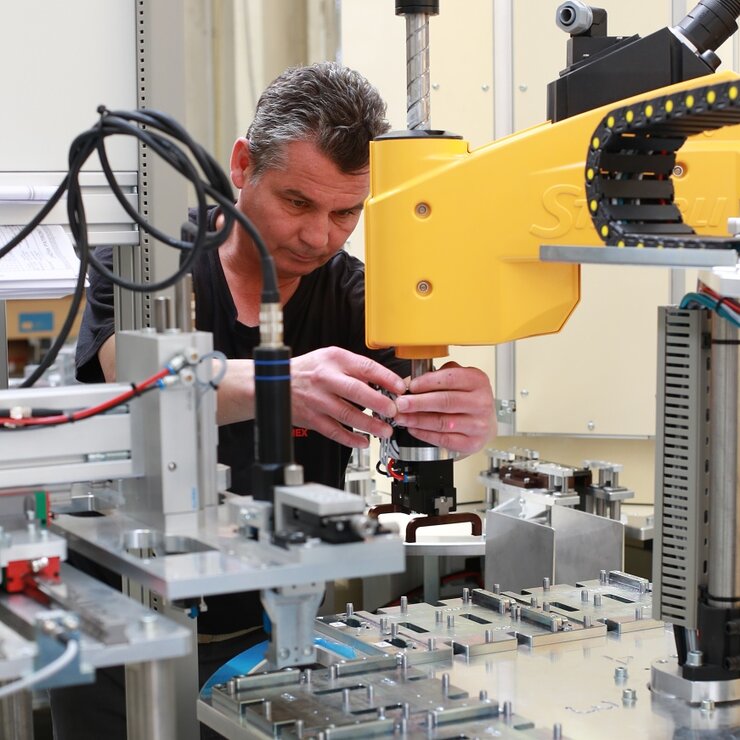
[60,62,494,738]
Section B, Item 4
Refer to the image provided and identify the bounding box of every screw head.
[416,280,432,295]
[415,202,430,217]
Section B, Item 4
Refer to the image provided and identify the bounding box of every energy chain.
[586,77,740,249]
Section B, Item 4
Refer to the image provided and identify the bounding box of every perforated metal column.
[652,307,711,628]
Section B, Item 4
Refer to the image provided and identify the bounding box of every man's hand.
[290,347,406,448]
[394,361,495,455]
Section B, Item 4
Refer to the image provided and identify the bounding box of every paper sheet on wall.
[0,225,86,299]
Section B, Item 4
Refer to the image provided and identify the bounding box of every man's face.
[237,140,369,279]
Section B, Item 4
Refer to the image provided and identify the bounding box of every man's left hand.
[393,361,495,455]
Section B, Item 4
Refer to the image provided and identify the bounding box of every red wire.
[0,366,173,428]
[387,459,404,481]
[699,281,740,313]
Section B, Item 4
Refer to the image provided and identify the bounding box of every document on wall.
[0,224,86,299]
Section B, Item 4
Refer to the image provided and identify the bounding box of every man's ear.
[230,137,252,188]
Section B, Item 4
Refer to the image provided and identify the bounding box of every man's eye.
[289,199,308,208]
[337,209,359,218]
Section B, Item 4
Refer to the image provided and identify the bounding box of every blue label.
[18,312,54,333]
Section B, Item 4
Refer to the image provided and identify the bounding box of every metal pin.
[294,718,304,738]
[342,688,350,712]
[622,687,637,702]
[377,706,386,720]
[264,700,272,721]
[403,702,410,719]
[367,685,375,704]
[593,592,603,607]
[498,600,506,615]
[600,569,608,584]
[543,576,551,591]
[462,587,470,604]
[435,609,443,624]
[380,617,389,634]
[614,666,628,681]
[543,601,550,612]
[493,583,501,594]
[391,622,399,639]
[530,595,538,608]
[399,652,408,671]
[329,664,338,680]
[479,689,489,701]
[303,668,312,684]
[427,637,436,650]
[503,700,513,718]
[583,614,592,628]
[553,722,563,739]
[447,614,455,629]
[441,673,450,695]
[346,602,354,617]
[400,595,408,614]
[581,588,589,602]
[484,629,494,644]
[399,717,408,734]
[635,606,643,620]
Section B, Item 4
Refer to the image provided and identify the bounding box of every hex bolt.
[622,688,637,703]
[400,596,408,614]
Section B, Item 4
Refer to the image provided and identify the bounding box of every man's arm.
[215,347,406,447]
[98,335,117,382]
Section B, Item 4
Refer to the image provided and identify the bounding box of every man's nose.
[299,212,331,249]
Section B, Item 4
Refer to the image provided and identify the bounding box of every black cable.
[1,105,279,387]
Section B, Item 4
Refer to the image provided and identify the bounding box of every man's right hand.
[289,346,405,448]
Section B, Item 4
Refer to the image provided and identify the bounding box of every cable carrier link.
[586,75,740,250]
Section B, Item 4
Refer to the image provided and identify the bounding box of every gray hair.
[246,62,390,181]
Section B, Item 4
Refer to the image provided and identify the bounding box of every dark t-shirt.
[75,206,409,634]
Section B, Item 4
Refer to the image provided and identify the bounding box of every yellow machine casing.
[364,72,740,359]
